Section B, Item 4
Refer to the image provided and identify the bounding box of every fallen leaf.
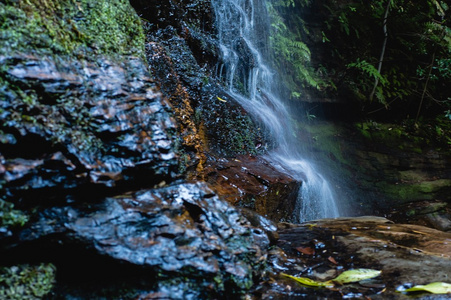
[328,256,337,265]
[332,269,381,285]
[281,273,334,288]
[403,282,451,294]
[296,246,315,255]
[280,268,382,290]
[305,223,317,229]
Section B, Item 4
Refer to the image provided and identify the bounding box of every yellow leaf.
[403,282,451,294]
[281,273,334,288]
[332,269,381,285]
[217,96,227,102]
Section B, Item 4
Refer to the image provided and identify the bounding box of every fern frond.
[347,59,388,86]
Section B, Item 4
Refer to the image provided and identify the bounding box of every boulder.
[205,155,301,222]
[6,182,268,298]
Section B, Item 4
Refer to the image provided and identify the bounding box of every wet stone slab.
[262,216,451,299]
[13,181,268,298]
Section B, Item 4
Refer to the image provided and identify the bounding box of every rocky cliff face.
[0,0,296,298]
[301,120,451,231]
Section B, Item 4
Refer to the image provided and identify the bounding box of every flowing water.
[212,0,341,222]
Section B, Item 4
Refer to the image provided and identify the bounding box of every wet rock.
[238,207,280,245]
[425,212,451,232]
[205,155,301,222]
[261,216,451,299]
[10,182,268,298]
[298,121,451,225]
[0,0,276,299]
[0,54,178,201]
[144,24,267,175]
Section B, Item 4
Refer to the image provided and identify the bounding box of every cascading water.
[212,0,341,222]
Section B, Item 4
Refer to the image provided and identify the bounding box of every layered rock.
[0,54,178,195]
[0,0,296,298]
[7,182,268,298]
[299,121,451,230]
[205,155,301,222]
[262,216,451,299]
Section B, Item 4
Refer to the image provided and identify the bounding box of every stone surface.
[205,155,301,222]
[144,22,268,175]
[260,216,451,299]
[298,121,451,228]
[0,54,178,198]
[8,182,268,298]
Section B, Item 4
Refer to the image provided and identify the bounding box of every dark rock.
[238,207,280,245]
[0,54,178,202]
[9,182,268,298]
[144,22,267,175]
[425,212,451,232]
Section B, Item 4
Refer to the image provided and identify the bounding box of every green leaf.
[332,269,381,285]
[403,282,451,294]
[281,273,334,288]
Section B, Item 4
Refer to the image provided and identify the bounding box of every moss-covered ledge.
[0,0,144,59]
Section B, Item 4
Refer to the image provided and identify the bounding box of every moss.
[302,121,351,167]
[0,199,28,229]
[355,118,451,156]
[0,0,147,155]
[221,114,262,155]
[0,0,145,59]
[356,121,427,153]
[0,264,56,299]
[382,179,451,203]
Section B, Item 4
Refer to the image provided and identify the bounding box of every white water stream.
[212,0,340,222]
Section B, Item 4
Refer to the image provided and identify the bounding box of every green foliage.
[273,0,312,8]
[0,199,28,229]
[347,59,388,87]
[317,0,451,116]
[268,1,324,99]
[0,264,56,299]
[0,0,145,58]
[445,109,451,120]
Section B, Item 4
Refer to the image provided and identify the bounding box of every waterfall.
[212,0,340,222]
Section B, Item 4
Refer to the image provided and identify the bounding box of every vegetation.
[0,0,144,58]
[268,0,327,100]
[0,264,56,299]
[0,198,28,229]
[310,0,450,119]
[0,0,147,158]
[270,0,450,123]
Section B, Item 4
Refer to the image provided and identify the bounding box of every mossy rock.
[383,179,451,203]
[0,0,144,59]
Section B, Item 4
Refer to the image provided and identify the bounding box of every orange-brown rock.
[205,155,301,222]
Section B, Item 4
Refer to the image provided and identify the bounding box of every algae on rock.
[0,0,145,58]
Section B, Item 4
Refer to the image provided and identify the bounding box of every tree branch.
[369,0,391,102]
